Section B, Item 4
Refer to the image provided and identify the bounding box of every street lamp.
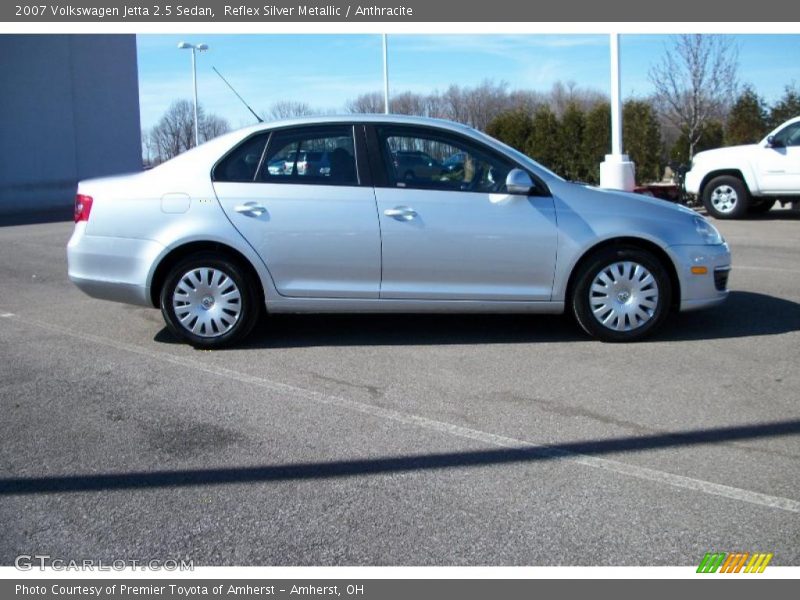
[177,41,209,147]
[382,34,390,114]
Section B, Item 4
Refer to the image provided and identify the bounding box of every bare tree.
[341,80,606,133]
[390,91,427,116]
[548,81,607,117]
[201,114,231,142]
[345,92,385,114]
[649,34,739,159]
[146,99,231,164]
[267,100,314,120]
[441,85,469,124]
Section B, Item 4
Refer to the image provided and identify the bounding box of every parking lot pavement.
[0,209,799,566]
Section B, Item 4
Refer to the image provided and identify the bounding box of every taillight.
[74,194,93,222]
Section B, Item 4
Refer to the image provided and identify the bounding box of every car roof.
[235,114,478,137]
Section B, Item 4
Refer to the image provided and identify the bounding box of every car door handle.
[234,202,267,216]
[384,206,417,220]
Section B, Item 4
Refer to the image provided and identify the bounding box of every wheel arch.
[564,237,681,309]
[699,168,753,197]
[149,241,266,309]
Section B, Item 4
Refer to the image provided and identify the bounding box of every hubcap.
[589,261,659,332]
[172,267,242,338]
[710,185,738,214]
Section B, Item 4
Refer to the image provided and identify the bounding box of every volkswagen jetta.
[67,115,731,346]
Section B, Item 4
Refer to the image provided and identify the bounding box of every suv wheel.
[703,175,749,219]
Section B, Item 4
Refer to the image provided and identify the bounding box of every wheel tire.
[571,247,672,343]
[702,175,750,219]
[160,252,260,349]
[748,198,776,214]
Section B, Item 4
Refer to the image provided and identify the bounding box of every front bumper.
[684,168,702,195]
[667,243,731,312]
[67,224,163,307]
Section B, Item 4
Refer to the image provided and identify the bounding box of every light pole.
[599,33,635,191]
[177,41,208,147]
[382,34,389,114]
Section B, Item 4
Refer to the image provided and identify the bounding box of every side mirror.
[767,135,784,148]
[505,169,534,195]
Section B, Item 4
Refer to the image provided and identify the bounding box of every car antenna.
[212,66,263,123]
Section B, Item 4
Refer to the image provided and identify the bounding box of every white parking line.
[0,312,15,318]
[3,311,800,514]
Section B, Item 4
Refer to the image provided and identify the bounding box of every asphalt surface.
[0,208,799,566]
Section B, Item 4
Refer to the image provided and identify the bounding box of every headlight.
[693,216,724,245]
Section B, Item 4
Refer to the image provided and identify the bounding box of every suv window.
[212,133,269,182]
[773,122,800,147]
[377,127,514,193]
[259,125,358,185]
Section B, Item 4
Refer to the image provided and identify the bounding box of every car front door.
[212,124,381,298]
[369,125,557,301]
[756,121,800,193]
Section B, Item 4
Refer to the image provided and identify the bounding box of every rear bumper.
[67,224,162,307]
[667,243,731,312]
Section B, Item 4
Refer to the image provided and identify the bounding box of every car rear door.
[368,124,558,301]
[212,124,381,298]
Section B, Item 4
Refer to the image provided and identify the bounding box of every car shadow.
[153,291,800,349]
[744,209,800,221]
[658,290,800,342]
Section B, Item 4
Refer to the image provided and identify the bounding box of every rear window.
[213,133,269,182]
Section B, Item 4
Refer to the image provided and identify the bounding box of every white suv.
[685,116,800,219]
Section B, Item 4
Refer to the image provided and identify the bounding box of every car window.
[377,127,514,193]
[773,122,800,147]
[212,133,269,182]
[258,125,358,185]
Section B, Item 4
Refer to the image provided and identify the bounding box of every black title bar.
[4,1,800,22]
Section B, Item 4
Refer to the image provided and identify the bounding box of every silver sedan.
[67,115,730,346]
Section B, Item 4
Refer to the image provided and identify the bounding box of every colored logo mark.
[697,552,773,573]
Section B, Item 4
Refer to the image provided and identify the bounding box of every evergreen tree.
[485,109,535,153]
[670,120,724,164]
[725,86,768,145]
[768,84,800,129]
[558,102,589,182]
[584,102,611,184]
[526,106,562,174]
[623,100,663,183]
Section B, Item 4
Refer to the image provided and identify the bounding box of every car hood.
[548,180,707,247]
[555,180,697,218]
[692,144,759,163]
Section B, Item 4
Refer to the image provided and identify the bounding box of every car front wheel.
[160,253,259,348]
[571,247,672,343]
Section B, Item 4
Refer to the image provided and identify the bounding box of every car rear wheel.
[571,247,672,343]
[160,253,259,348]
[703,176,749,219]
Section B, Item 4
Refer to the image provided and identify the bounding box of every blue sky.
[137,34,800,131]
